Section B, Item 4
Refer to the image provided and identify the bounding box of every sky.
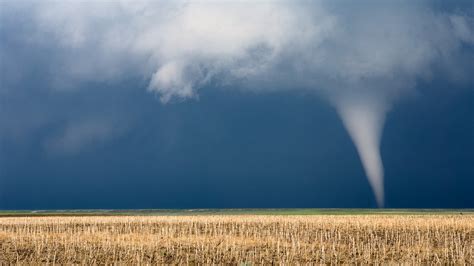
[0,0,473,209]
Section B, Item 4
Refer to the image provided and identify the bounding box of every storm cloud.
[1,0,473,206]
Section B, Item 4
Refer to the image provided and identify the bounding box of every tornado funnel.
[336,100,386,207]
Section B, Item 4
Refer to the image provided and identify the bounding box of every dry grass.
[0,215,472,264]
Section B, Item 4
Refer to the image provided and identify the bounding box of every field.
[0,210,472,264]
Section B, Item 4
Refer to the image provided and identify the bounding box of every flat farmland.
[0,213,472,264]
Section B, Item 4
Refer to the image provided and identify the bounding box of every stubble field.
[0,214,472,264]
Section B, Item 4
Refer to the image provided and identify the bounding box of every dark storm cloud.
[0,1,473,207]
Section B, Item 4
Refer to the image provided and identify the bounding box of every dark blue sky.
[0,80,472,209]
[0,1,473,209]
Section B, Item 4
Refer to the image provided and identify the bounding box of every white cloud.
[7,1,471,99]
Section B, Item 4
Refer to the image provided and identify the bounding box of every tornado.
[336,99,387,207]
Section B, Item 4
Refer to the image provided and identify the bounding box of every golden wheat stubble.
[0,215,472,264]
